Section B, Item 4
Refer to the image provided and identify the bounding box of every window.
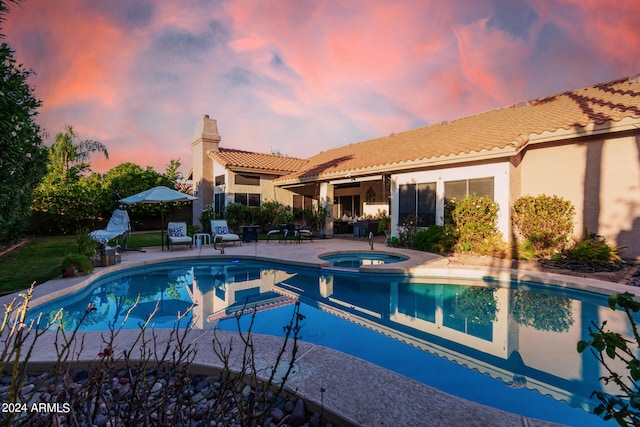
[234,193,260,207]
[214,193,225,215]
[444,177,494,201]
[235,174,260,186]
[398,182,436,226]
[334,195,361,218]
[293,195,313,210]
[215,174,225,186]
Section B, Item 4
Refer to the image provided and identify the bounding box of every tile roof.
[276,75,640,184]
[210,148,309,175]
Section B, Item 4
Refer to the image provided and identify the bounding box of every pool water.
[320,252,407,268]
[28,259,633,426]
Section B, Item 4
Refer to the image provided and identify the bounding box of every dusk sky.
[4,0,640,174]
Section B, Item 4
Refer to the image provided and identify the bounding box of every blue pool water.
[28,258,633,426]
[319,252,407,268]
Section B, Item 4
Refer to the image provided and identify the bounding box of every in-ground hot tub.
[319,252,408,268]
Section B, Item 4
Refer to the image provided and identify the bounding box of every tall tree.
[165,158,183,184]
[0,0,48,245]
[49,125,108,179]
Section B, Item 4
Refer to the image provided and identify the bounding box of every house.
[190,116,310,220]
[192,75,640,258]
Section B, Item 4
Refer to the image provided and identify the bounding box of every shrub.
[224,203,250,232]
[75,231,99,258]
[199,204,218,232]
[446,194,506,256]
[59,252,93,277]
[397,214,421,247]
[567,231,622,263]
[413,225,455,253]
[512,194,575,258]
[302,205,329,235]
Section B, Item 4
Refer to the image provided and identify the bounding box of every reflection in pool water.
[29,259,630,426]
[319,252,407,268]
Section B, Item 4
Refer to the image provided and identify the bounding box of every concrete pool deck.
[5,236,636,426]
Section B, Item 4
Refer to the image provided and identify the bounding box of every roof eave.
[274,147,519,186]
[228,166,293,176]
[526,116,640,146]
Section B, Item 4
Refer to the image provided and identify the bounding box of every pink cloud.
[4,0,640,173]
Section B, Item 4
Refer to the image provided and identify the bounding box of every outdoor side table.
[240,225,260,242]
[192,233,211,247]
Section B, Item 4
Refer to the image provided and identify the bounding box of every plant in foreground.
[0,285,321,427]
[578,292,640,426]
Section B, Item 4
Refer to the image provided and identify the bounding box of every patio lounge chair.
[167,222,192,251]
[266,224,289,243]
[297,226,313,243]
[281,223,313,243]
[89,209,131,246]
[210,220,241,249]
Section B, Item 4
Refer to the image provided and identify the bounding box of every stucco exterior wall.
[519,135,640,259]
[210,159,299,212]
[391,162,511,241]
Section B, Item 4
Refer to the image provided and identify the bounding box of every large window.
[234,193,260,207]
[398,182,436,226]
[444,177,494,201]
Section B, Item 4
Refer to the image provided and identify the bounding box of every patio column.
[319,182,334,237]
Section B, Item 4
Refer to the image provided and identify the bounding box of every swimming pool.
[28,258,629,426]
[319,251,407,268]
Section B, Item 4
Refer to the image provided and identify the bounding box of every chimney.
[191,115,221,224]
[192,114,222,151]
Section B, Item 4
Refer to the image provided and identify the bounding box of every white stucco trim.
[391,162,511,242]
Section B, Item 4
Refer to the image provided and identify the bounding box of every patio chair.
[265,225,284,243]
[281,223,297,243]
[89,209,131,246]
[167,222,192,251]
[210,220,241,249]
[297,224,313,243]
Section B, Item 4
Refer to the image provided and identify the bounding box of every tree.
[48,125,108,179]
[31,125,111,234]
[0,0,48,245]
[165,158,183,183]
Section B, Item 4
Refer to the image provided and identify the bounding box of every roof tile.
[280,76,640,182]
[211,148,309,174]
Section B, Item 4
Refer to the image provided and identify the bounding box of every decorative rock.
[241,384,252,397]
[21,383,34,395]
[195,380,209,392]
[150,381,163,394]
[310,412,321,427]
[270,407,285,422]
[95,414,108,427]
[284,399,295,413]
[289,399,306,427]
[0,369,333,426]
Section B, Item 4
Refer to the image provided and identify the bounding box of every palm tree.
[49,125,108,177]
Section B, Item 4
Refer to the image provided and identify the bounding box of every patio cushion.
[214,225,228,235]
[168,226,185,237]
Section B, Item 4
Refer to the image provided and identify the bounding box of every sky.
[3,0,640,175]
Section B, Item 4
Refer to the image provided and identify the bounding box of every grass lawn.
[0,232,162,294]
